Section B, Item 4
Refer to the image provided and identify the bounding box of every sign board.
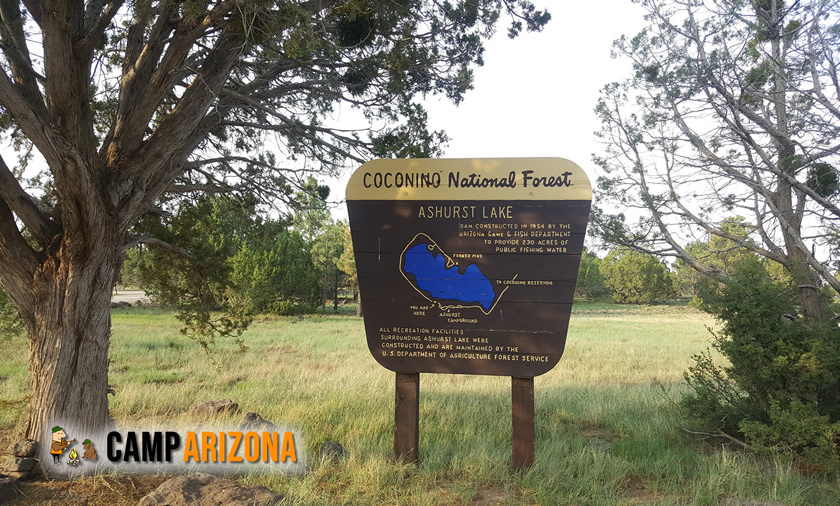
[346,158,591,377]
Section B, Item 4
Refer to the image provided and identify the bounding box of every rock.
[240,412,277,432]
[315,441,348,461]
[12,439,38,458]
[7,457,37,472]
[110,301,131,309]
[137,473,282,506]
[190,400,240,417]
[0,474,21,503]
[2,471,29,481]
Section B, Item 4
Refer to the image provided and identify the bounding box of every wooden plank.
[511,377,535,469]
[394,372,420,463]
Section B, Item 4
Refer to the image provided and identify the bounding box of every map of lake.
[402,240,496,311]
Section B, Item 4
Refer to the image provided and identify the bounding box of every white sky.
[326,1,649,219]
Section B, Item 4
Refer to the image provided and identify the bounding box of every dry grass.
[1,303,839,504]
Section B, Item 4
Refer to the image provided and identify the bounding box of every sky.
[326,1,650,219]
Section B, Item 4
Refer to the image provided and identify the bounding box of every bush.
[682,258,840,470]
[0,287,24,338]
[600,248,674,304]
[230,231,321,314]
[575,249,610,300]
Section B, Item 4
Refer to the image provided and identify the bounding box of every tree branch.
[0,153,58,248]
[0,0,48,119]
[0,67,64,167]
[0,197,38,320]
[76,0,125,61]
[110,1,236,159]
[123,235,194,260]
[128,25,246,203]
[20,0,41,27]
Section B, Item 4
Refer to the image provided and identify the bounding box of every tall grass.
[1,303,838,504]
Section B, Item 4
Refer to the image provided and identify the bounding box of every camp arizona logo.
[46,424,301,475]
[107,430,297,463]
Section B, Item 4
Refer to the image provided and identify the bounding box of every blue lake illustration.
[402,243,496,310]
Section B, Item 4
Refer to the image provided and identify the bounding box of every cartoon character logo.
[50,426,76,464]
[83,439,97,460]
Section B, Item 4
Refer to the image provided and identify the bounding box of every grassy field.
[1,302,839,504]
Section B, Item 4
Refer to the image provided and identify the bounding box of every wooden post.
[511,377,535,469]
[394,372,420,463]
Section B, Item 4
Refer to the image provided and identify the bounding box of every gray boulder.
[190,400,240,417]
[6,457,37,472]
[315,441,348,461]
[240,412,277,432]
[137,473,282,506]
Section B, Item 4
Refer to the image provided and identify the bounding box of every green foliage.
[127,195,323,347]
[133,196,257,349]
[806,163,840,198]
[575,249,609,300]
[1,0,553,350]
[740,402,840,471]
[683,258,840,469]
[119,247,147,289]
[0,287,24,338]
[591,0,840,323]
[674,217,761,300]
[600,248,674,304]
[229,231,320,315]
[291,177,332,244]
[338,226,358,295]
[311,220,349,311]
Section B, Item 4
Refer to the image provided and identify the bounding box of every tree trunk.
[785,243,825,323]
[25,236,121,449]
[333,272,339,312]
[356,292,363,318]
[766,0,824,323]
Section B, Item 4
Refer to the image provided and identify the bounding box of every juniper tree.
[594,0,840,322]
[0,0,549,440]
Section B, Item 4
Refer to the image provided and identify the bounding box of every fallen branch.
[681,428,751,450]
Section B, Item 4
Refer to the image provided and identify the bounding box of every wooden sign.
[346,158,592,378]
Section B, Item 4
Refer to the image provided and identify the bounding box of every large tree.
[0,0,549,440]
[593,0,840,322]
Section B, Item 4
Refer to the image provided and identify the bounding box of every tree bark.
[333,272,339,312]
[25,233,121,442]
[784,239,825,323]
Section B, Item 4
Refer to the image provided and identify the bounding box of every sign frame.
[346,157,592,467]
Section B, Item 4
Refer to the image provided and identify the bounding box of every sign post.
[511,377,535,469]
[394,372,420,463]
[346,158,591,467]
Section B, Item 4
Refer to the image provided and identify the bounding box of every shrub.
[230,231,321,314]
[682,258,840,470]
[0,287,24,338]
[575,249,610,300]
[600,248,674,304]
